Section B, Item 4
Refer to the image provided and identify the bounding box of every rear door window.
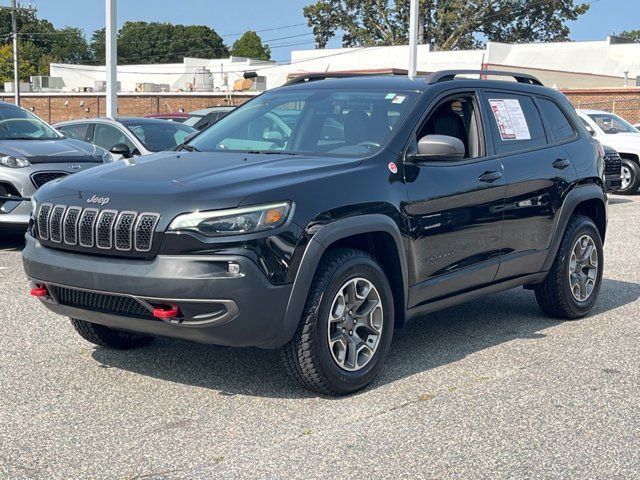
[58,123,90,142]
[93,124,137,152]
[537,97,576,142]
[483,92,547,154]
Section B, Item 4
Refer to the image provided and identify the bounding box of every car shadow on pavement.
[89,277,639,399]
[0,228,26,252]
[608,197,634,205]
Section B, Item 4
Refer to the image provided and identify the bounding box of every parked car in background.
[602,145,622,192]
[54,117,196,159]
[0,101,111,229]
[576,109,640,194]
[184,106,235,131]
[145,113,189,123]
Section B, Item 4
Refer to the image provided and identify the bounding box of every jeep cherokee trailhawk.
[22,70,607,395]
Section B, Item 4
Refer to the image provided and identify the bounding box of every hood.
[0,138,106,163]
[34,150,360,222]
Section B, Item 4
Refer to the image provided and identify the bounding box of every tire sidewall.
[312,257,394,393]
[559,221,604,315]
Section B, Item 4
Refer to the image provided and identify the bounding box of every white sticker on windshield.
[391,95,406,104]
[489,99,531,141]
[385,93,396,100]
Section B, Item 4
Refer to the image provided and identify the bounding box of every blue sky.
[25,0,640,62]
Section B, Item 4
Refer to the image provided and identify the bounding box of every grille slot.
[37,204,52,240]
[31,171,68,189]
[48,285,155,320]
[49,205,66,243]
[78,209,98,247]
[134,213,160,252]
[114,211,136,251]
[96,210,117,249]
[37,205,160,254]
[63,207,81,245]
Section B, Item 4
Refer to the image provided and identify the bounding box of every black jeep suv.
[22,70,607,395]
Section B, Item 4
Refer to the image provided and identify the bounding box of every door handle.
[478,171,503,183]
[552,158,571,170]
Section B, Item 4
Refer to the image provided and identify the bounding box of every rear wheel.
[70,318,155,349]
[617,158,640,194]
[535,215,603,319]
[281,249,394,395]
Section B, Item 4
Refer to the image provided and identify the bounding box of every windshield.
[0,106,61,140]
[123,121,195,152]
[188,88,418,157]
[588,113,638,134]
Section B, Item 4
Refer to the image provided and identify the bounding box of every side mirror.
[585,124,596,136]
[408,134,465,162]
[110,143,132,158]
[263,130,284,145]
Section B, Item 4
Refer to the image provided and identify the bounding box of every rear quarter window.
[537,97,576,142]
[483,92,547,154]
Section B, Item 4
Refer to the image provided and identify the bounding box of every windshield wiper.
[177,144,200,152]
[246,150,300,155]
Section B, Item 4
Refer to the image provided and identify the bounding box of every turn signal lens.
[263,207,285,225]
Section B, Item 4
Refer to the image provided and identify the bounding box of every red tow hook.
[30,285,49,297]
[153,304,180,319]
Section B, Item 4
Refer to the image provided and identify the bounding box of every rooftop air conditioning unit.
[30,76,65,92]
[94,81,122,92]
[194,67,214,92]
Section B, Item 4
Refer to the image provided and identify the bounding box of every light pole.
[408,0,419,79]
[105,0,117,117]
[0,1,37,106]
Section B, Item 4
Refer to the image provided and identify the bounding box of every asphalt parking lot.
[1,195,639,479]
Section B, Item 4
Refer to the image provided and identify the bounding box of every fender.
[542,182,606,272]
[259,214,408,349]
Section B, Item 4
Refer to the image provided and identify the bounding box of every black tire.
[617,158,640,194]
[70,318,155,349]
[281,248,394,396]
[535,215,603,319]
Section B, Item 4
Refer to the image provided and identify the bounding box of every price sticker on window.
[489,99,531,141]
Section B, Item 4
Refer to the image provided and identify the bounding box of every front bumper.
[22,234,292,347]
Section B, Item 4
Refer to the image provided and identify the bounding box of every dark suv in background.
[22,70,607,395]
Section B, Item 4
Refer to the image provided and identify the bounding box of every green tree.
[51,27,90,63]
[230,31,271,60]
[619,30,640,43]
[94,21,229,65]
[303,0,590,50]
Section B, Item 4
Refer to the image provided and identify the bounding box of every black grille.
[79,209,98,247]
[37,204,52,240]
[135,214,160,252]
[31,172,68,189]
[49,206,66,243]
[49,285,155,320]
[115,212,136,250]
[37,205,160,255]
[63,207,81,245]
[96,210,117,249]
[604,153,622,176]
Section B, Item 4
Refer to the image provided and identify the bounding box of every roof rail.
[426,70,543,86]
[285,69,414,85]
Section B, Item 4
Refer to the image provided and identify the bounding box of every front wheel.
[281,249,394,395]
[617,158,640,194]
[535,215,603,319]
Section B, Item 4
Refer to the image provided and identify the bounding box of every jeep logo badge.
[87,195,110,206]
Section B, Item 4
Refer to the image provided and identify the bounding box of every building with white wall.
[46,36,640,94]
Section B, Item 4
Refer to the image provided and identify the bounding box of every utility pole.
[408,0,419,79]
[0,1,37,106]
[105,0,117,117]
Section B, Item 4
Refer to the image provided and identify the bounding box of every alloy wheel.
[621,165,632,191]
[327,277,384,371]
[568,234,598,302]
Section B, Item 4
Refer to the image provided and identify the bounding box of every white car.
[576,109,640,194]
[54,117,196,159]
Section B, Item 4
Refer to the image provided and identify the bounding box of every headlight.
[168,202,292,237]
[0,155,30,168]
